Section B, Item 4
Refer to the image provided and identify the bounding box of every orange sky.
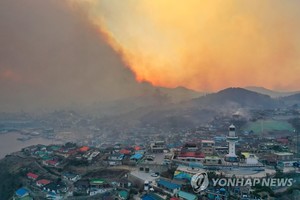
[70,0,300,92]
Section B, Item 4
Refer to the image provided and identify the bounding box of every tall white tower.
[225,124,239,162]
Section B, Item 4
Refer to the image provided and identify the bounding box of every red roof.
[276,138,289,144]
[170,198,180,200]
[120,149,131,155]
[67,149,77,155]
[46,160,58,165]
[178,151,205,158]
[36,179,51,185]
[134,146,141,151]
[79,146,90,152]
[27,172,39,179]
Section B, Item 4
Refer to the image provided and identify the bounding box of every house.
[204,156,222,165]
[182,143,200,151]
[74,179,90,195]
[201,140,215,156]
[79,146,90,152]
[273,152,294,161]
[62,172,81,182]
[43,159,60,167]
[118,190,129,200]
[46,192,63,200]
[55,149,77,158]
[244,153,259,165]
[14,188,30,199]
[107,153,124,166]
[117,178,132,188]
[142,193,164,200]
[150,141,165,153]
[276,138,289,145]
[36,179,51,187]
[43,182,67,194]
[90,178,109,188]
[87,151,100,161]
[176,191,197,200]
[134,146,142,151]
[156,179,181,195]
[130,153,143,161]
[177,151,205,162]
[120,149,131,155]
[27,172,39,180]
[89,188,107,196]
[177,142,205,162]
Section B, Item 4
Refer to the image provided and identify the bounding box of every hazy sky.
[1,0,300,111]
[72,0,300,91]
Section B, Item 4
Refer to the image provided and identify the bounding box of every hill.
[98,88,280,130]
[192,87,280,109]
[281,93,300,106]
[84,86,204,117]
[245,86,299,98]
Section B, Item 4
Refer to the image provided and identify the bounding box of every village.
[9,121,300,200]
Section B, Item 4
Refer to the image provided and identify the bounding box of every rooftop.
[178,191,197,200]
[36,179,51,185]
[142,193,164,200]
[178,151,205,158]
[90,178,106,184]
[130,153,143,160]
[273,152,294,156]
[201,140,215,143]
[157,179,181,190]
[27,172,38,179]
[16,188,29,197]
[118,190,129,199]
[79,146,89,152]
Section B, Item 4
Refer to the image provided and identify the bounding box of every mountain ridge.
[245,86,300,98]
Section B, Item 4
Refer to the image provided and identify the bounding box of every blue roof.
[142,193,163,200]
[16,188,28,196]
[174,172,191,181]
[157,179,181,190]
[178,191,197,200]
[189,162,203,168]
[130,153,143,160]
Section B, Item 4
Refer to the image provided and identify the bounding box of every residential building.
[27,172,39,181]
[74,180,90,195]
[273,152,294,161]
[62,172,81,182]
[201,140,215,156]
[107,153,124,166]
[43,182,67,194]
[156,179,181,196]
[176,191,197,200]
[36,179,51,187]
[150,141,165,153]
[14,188,32,200]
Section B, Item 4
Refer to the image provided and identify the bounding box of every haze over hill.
[245,86,300,98]
[84,86,203,116]
[99,88,284,130]
[281,93,300,106]
[191,88,280,109]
